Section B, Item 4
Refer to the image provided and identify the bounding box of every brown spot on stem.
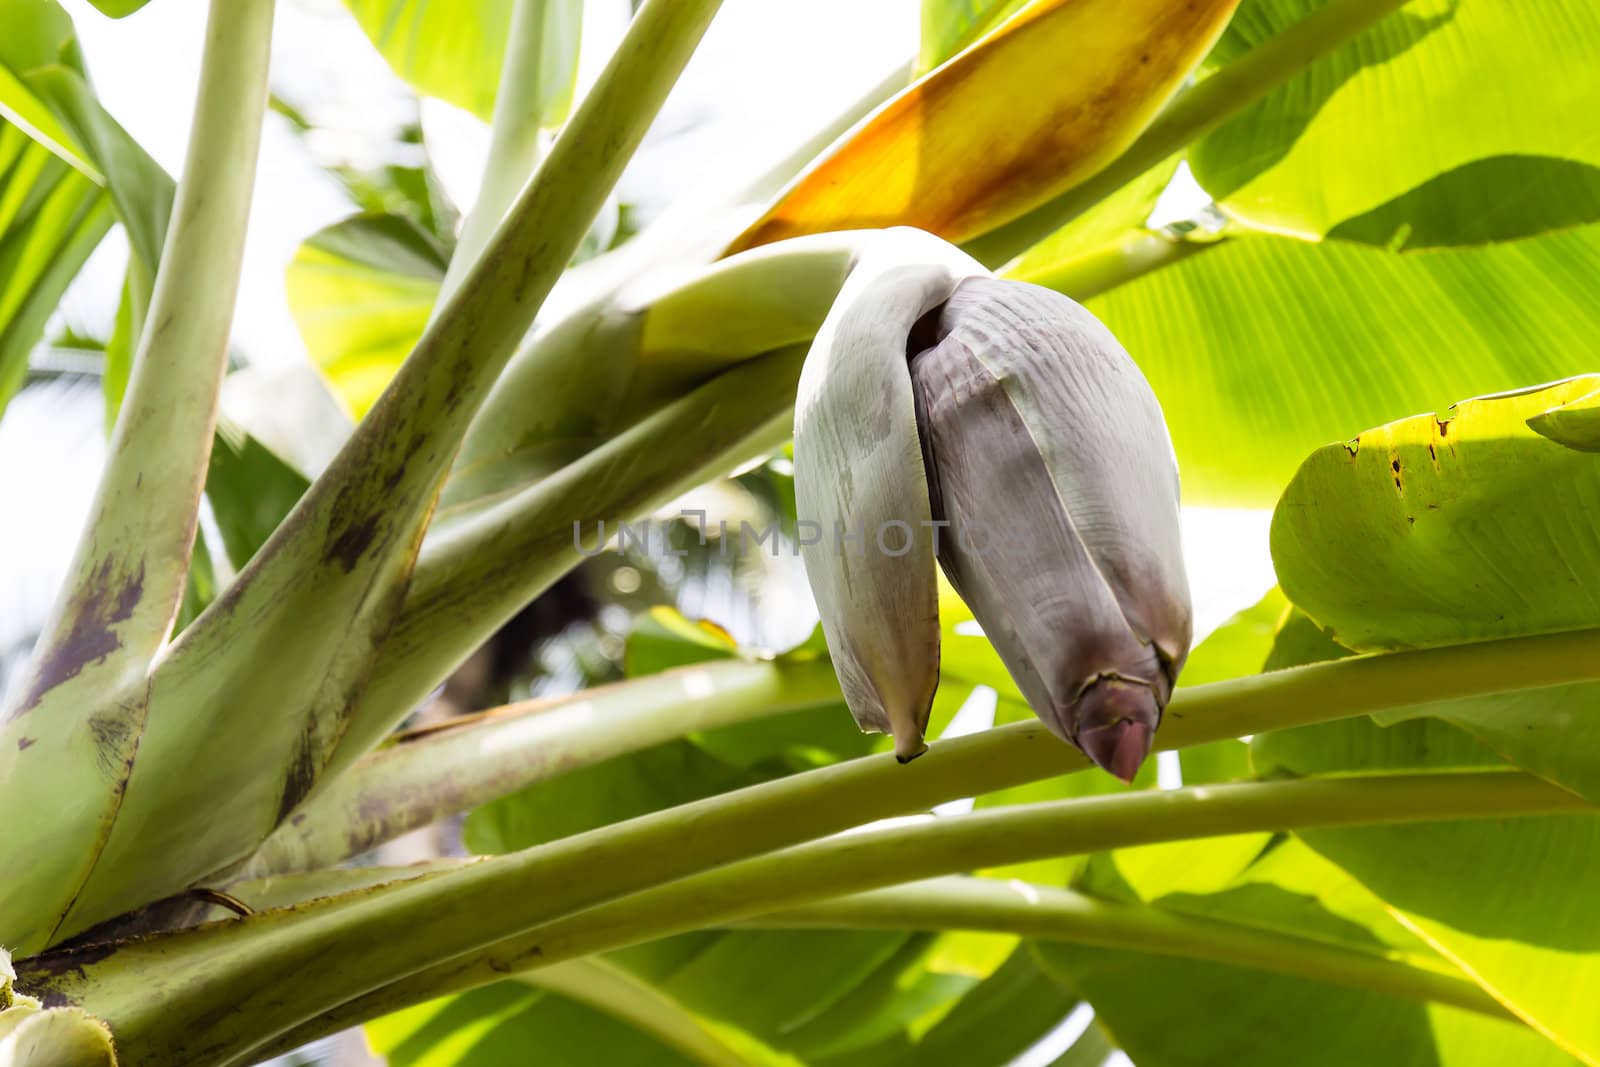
[17,736,35,750]
[88,713,134,776]
[15,937,122,998]
[277,721,320,824]
[16,556,145,713]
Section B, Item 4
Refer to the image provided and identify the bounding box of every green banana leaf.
[1272,378,1600,801]
[1256,713,1600,1063]
[1193,0,1600,246]
[343,0,583,124]
[285,212,448,417]
[917,0,1029,72]
[0,0,176,423]
[1039,783,1580,1066]
[443,611,1071,1065]
[0,125,112,417]
[1075,225,1600,505]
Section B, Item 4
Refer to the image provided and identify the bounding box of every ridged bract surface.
[912,277,1191,764]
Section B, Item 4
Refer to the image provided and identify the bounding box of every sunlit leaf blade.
[917,0,1028,72]
[0,127,113,418]
[1,0,176,425]
[1311,818,1600,1066]
[1528,384,1600,454]
[345,0,512,120]
[1074,226,1600,505]
[1037,939,1577,1067]
[1326,156,1600,252]
[1001,156,1180,295]
[286,212,445,417]
[821,945,1084,1066]
[728,0,1238,252]
[0,0,94,171]
[366,981,710,1067]
[1270,379,1600,802]
[1161,835,1429,959]
[80,0,151,15]
[1108,833,1272,903]
[1272,377,1600,652]
[344,0,583,124]
[1192,0,1600,245]
[1039,824,1580,1067]
[1255,707,1600,1065]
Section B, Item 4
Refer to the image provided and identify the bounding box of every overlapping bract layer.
[795,242,1191,780]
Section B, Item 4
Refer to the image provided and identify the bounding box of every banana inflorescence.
[794,229,1192,781]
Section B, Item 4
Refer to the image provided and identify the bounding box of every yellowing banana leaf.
[727,0,1239,253]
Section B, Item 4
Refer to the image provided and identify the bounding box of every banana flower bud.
[794,233,1191,780]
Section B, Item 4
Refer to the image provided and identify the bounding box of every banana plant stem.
[347,624,1600,899]
[436,0,559,305]
[1011,229,1223,301]
[265,620,1600,883]
[241,771,1582,1059]
[235,655,843,876]
[11,0,277,699]
[0,0,277,957]
[89,1,730,942]
[748,877,1511,1021]
[45,627,1598,1059]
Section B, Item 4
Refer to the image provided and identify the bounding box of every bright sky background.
[0,7,1273,1057]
